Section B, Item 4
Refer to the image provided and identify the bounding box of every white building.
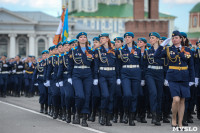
[68,0,176,40]
[0,8,100,58]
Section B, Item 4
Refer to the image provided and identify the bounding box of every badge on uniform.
[60,60,62,64]
[118,55,121,59]
[95,54,98,58]
[69,54,72,58]
[49,60,51,64]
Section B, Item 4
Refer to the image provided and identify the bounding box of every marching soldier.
[68,32,94,127]
[0,55,10,97]
[117,32,142,126]
[12,55,24,97]
[154,30,195,127]
[33,50,49,114]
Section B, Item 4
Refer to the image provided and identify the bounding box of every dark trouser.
[162,86,172,117]
[38,77,48,105]
[50,79,61,108]
[14,74,23,95]
[0,74,8,94]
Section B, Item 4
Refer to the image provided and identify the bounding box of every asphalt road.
[0,96,199,133]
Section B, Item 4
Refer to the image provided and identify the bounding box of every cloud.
[0,0,20,4]
[163,0,200,4]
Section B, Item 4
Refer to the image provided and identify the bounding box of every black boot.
[66,109,71,123]
[140,113,147,123]
[88,109,96,122]
[40,104,44,113]
[123,109,129,124]
[163,113,170,123]
[81,114,88,127]
[151,112,156,124]
[147,111,152,119]
[187,112,193,123]
[129,112,136,126]
[197,99,200,120]
[119,112,123,123]
[62,107,66,121]
[182,113,188,126]
[154,113,161,126]
[50,106,54,117]
[73,108,80,124]
[106,113,112,126]
[100,110,106,125]
[53,107,58,119]
[112,110,118,123]
[44,104,48,114]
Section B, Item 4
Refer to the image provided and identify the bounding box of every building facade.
[68,0,176,40]
[188,2,200,45]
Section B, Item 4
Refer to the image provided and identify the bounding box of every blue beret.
[149,32,161,38]
[124,32,134,38]
[32,56,35,58]
[114,37,123,42]
[138,38,147,43]
[49,45,56,51]
[147,43,151,47]
[56,42,62,48]
[134,41,137,45]
[160,37,167,41]
[3,54,7,57]
[16,55,21,58]
[69,39,78,44]
[93,37,100,42]
[172,30,182,37]
[88,41,91,45]
[42,50,49,55]
[28,55,32,58]
[189,43,192,47]
[76,32,87,39]
[180,32,187,38]
[99,33,109,38]
[62,41,69,46]
[111,41,115,45]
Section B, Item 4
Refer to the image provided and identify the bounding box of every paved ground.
[0,96,199,133]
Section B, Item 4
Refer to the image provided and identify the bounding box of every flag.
[62,8,69,42]
[53,8,66,45]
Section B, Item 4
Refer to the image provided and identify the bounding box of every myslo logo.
[173,127,198,132]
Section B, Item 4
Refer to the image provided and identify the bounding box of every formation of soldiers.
[0,31,200,128]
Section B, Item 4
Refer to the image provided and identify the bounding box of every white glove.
[56,82,59,87]
[59,81,63,87]
[141,80,145,86]
[160,38,171,47]
[93,79,98,85]
[116,79,121,85]
[164,79,169,86]
[44,80,50,87]
[195,78,199,87]
[34,83,38,86]
[12,70,16,73]
[189,82,195,87]
[23,70,26,74]
[68,78,72,85]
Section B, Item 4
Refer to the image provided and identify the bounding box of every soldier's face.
[138,41,146,48]
[78,35,87,44]
[93,41,100,49]
[15,56,20,61]
[150,36,159,45]
[58,45,63,53]
[71,43,76,48]
[100,37,108,45]
[125,36,134,44]
[115,40,123,49]
[172,36,182,45]
[159,40,164,44]
[63,44,71,52]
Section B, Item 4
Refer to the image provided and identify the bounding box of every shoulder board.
[97,47,101,50]
[119,45,125,50]
[88,46,94,51]
[61,53,64,56]
[72,46,78,50]
[145,47,151,51]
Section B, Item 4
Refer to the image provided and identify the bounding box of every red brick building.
[125,0,174,41]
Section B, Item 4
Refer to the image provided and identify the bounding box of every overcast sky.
[0,0,200,32]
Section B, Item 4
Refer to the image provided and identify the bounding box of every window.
[72,0,75,10]
[193,16,197,27]
[105,20,109,28]
[77,20,83,25]
[38,39,45,56]
[18,38,27,57]
[87,20,91,27]
[0,37,8,56]
[88,1,92,10]
[99,21,101,30]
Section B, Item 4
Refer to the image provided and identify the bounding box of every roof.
[14,11,60,23]
[190,2,200,13]
[187,32,200,38]
[69,3,176,19]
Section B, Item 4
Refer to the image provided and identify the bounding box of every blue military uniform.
[117,32,142,126]
[33,50,49,114]
[68,32,94,127]
[0,58,10,97]
[144,32,165,126]
[12,59,24,97]
[94,33,118,126]
[46,46,61,119]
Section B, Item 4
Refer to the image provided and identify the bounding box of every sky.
[0,0,200,32]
